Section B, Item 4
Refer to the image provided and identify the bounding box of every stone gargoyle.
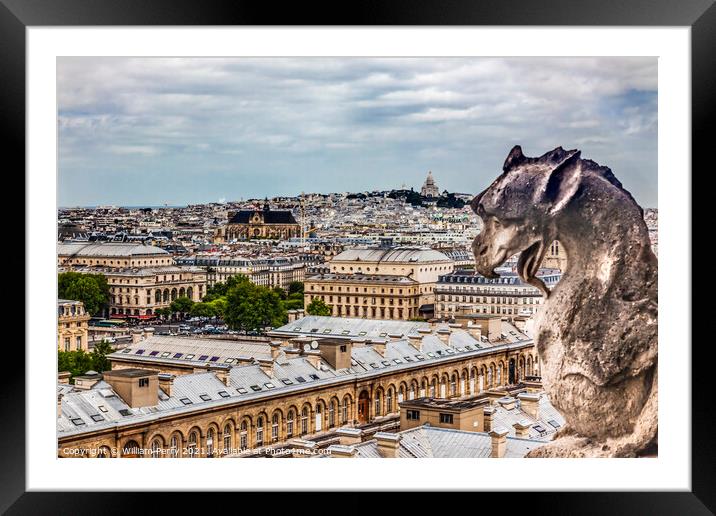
[470,146,658,457]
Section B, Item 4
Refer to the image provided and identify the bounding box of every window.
[272,414,280,442]
[150,438,162,458]
[206,429,215,457]
[406,410,420,421]
[218,391,230,398]
[199,394,211,401]
[328,400,336,428]
[169,435,179,457]
[374,393,382,417]
[256,417,264,446]
[301,407,309,435]
[90,414,105,422]
[188,431,199,457]
[138,378,149,388]
[386,389,393,413]
[240,421,248,450]
[287,410,295,437]
[440,413,454,424]
[341,398,348,424]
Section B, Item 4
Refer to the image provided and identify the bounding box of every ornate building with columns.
[215,203,300,242]
[58,242,207,319]
[57,317,540,457]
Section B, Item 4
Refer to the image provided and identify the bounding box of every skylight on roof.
[161,352,170,357]
[265,383,275,389]
[180,398,193,405]
[250,385,262,391]
[548,419,561,429]
[416,355,425,361]
[393,358,403,364]
[218,391,230,398]
[98,405,108,413]
[135,350,145,355]
[381,360,391,366]
[199,394,211,401]
[404,356,413,362]
[224,358,234,364]
[309,374,319,380]
[174,353,183,358]
[237,387,248,394]
[209,356,220,362]
[90,414,105,422]
[281,378,293,385]
[122,348,131,353]
[149,351,159,356]
[71,418,86,426]
[295,376,306,383]
[185,354,195,360]
[198,355,209,361]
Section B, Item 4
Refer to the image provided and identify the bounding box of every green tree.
[203,274,245,302]
[58,271,109,316]
[58,349,96,380]
[90,340,115,373]
[155,307,172,319]
[306,298,332,316]
[170,296,194,316]
[190,302,217,318]
[223,276,286,331]
[287,281,304,296]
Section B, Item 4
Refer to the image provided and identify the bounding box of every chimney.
[131,329,143,344]
[158,373,175,396]
[317,340,352,370]
[327,444,356,458]
[489,427,509,458]
[304,350,322,369]
[287,310,297,322]
[270,341,282,361]
[371,339,387,357]
[57,393,63,418]
[296,309,305,320]
[483,406,495,432]
[336,427,363,446]
[257,358,274,377]
[466,323,482,341]
[407,333,422,351]
[518,392,541,420]
[211,366,231,386]
[350,338,366,348]
[58,371,71,384]
[144,327,155,338]
[436,328,451,344]
[103,369,159,408]
[289,439,318,458]
[448,323,463,331]
[375,432,401,458]
[387,333,403,342]
[513,419,531,438]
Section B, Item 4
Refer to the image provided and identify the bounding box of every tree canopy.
[306,298,332,316]
[58,271,110,316]
[58,339,115,380]
[220,275,287,331]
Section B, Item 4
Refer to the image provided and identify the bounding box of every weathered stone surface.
[470,146,658,457]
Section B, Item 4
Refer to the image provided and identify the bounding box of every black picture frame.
[4,0,708,512]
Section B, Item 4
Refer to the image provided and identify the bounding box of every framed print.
[4,0,709,512]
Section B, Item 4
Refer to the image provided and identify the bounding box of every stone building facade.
[216,203,300,242]
[58,299,90,351]
[58,242,207,319]
[304,247,454,320]
[58,322,539,458]
[434,269,562,320]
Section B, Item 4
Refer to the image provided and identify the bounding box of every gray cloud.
[58,57,657,207]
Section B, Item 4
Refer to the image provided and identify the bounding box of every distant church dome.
[420,171,440,198]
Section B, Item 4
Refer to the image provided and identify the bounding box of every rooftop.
[58,242,170,257]
[331,247,452,264]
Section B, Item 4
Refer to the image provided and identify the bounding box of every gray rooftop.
[331,247,451,264]
[58,241,170,257]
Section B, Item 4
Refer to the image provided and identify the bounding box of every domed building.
[420,171,440,198]
[304,247,455,320]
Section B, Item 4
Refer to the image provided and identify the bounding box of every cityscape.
[56,57,658,459]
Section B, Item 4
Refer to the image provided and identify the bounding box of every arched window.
[256,416,264,446]
[97,446,111,458]
[341,398,348,424]
[150,438,162,458]
[169,434,180,457]
[287,410,295,437]
[206,428,215,457]
[398,385,405,403]
[188,431,199,458]
[328,400,336,428]
[301,407,309,435]
[386,388,393,414]
[450,374,457,397]
[374,391,382,417]
[223,424,232,455]
[497,366,502,386]
[272,414,280,442]
[430,380,436,398]
[240,421,248,451]
[410,384,416,400]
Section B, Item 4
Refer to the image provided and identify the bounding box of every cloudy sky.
[58,57,657,207]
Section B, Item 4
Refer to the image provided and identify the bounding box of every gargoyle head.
[470,145,584,297]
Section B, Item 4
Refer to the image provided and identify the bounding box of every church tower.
[420,171,440,198]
